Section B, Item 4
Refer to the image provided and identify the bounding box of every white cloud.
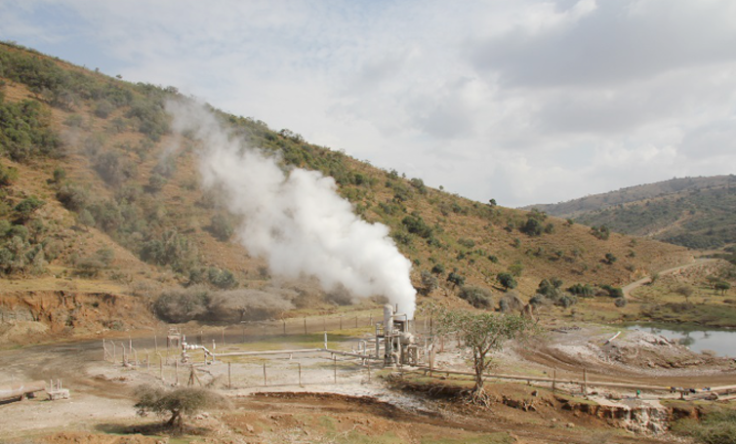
[2,0,736,207]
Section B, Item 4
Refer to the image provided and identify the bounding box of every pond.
[628,325,736,357]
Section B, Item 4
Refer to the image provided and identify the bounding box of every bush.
[0,163,18,186]
[431,263,445,275]
[447,271,466,289]
[591,225,611,240]
[134,385,226,429]
[209,214,234,241]
[402,214,433,238]
[497,272,517,290]
[614,297,627,308]
[673,409,736,444]
[568,283,595,298]
[154,288,209,323]
[459,286,494,309]
[0,98,62,161]
[498,291,524,313]
[13,197,45,223]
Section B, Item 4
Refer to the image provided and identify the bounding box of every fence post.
[175,359,179,386]
[303,318,307,335]
[228,362,232,389]
[283,319,286,335]
[367,361,371,383]
[583,368,588,396]
[263,362,268,387]
[334,356,337,384]
[552,368,557,392]
[298,363,302,387]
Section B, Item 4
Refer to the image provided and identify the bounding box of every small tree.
[134,385,225,429]
[420,270,439,295]
[433,307,532,405]
[604,253,617,265]
[447,270,466,290]
[496,272,517,291]
[715,281,731,295]
[675,285,694,302]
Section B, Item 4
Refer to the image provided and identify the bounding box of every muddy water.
[629,324,736,357]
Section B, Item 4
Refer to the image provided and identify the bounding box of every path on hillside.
[622,257,718,298]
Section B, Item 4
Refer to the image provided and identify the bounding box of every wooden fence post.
[263,363,268,387]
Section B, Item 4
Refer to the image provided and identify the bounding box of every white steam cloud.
[167,100,416,318]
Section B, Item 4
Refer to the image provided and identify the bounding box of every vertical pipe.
[324,332,328,349]
[263,363,267,387]
[367,360,371,383]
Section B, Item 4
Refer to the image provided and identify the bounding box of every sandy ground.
[1,319,734,443]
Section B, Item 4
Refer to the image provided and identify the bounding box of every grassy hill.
[0,42,695,335]
[523,176,736,250]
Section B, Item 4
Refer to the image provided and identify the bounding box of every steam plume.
[167,101,416,318]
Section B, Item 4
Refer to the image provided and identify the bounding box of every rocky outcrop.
[0,291,156,343]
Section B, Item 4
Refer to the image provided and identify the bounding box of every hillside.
[0,42,693,337]
[522,176,736,250]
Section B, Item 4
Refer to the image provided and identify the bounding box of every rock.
[245,424,254,433]
[566,423,575,429]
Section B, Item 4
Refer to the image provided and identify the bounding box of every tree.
[604,253,617,265]
[496,272,517,291]
[458,286,493,309]
[77,209,95,231]
[134,385,225,429]
[675,285,694,302]
[420,270,438,295]
[447,270,465,289]
[715,281,731,295]
[433,307,532,405]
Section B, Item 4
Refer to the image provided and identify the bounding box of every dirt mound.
[39,432,159,444]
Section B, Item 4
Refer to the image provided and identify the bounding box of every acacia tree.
[134,385,225,429]
[432,307,532,405]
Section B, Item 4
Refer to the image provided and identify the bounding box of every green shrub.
[459,286,493,309]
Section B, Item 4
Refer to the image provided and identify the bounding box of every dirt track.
[623,258,717,298]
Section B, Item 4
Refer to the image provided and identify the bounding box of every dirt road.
[623,258,718,298]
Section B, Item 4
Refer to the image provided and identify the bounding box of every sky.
[1,0,735,207]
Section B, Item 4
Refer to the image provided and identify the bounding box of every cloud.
[2,0,736,207]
